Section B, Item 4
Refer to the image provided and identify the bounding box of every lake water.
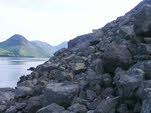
[0,57,49,88]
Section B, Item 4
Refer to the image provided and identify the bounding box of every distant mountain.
[31,40,55,54]
[0,34,67,58]
[54,41,68,51]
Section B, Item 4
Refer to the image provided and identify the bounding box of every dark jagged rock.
[36,103,65,113]
[68,103,88,113]
[95,96,119,113]
[43,83,79,108]
[15,86,33,98]
[3,0,151,113]
[114,67,144,98]
[27,67,35,71]
[24,95,43,113]
[0,105,6,113]
[5,106,17,113]
[0,88,15,105]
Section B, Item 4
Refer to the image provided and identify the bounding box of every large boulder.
[15,86,33,98]
[24,95,43,113]
[131,60,151,80]
[114,67,144,98]
[102,43,132,73]
[43,82,79,107]
[0,88,15,104]
[134,0,151,37]
[68,34,93,49]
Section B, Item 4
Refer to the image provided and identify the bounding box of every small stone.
[86,90,97,101]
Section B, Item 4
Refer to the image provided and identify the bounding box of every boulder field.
[1,0,151,113]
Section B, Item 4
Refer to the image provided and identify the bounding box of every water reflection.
[0,57,49,88]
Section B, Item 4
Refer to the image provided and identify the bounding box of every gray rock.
[44,83,79,107]
[0,105,6,113]
[102,74,112,87]
[95,97,119,113]
[5,106,17,113]
[15,103,26,110]
[144,37,151,44]
[36,103,65,113]
[134,0,151,37]
[131,60,151,80]
[87,98,101,110]
[141,89,151,113]
[62,110,74,113]
[68,34,93,49]
[87,111,94,113]
[0,88,15,104]
[15,86,32,98]
[86,70,101,81]
[102,43,132,73]
[24,95,43,113]
[90,59,104,74]
[86,90,97,101]
[117,104,128,113]
[68,103,88,113]
[114,67,144,98]
[101,87,114,99]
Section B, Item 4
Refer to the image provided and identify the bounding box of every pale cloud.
[0,0,142,45]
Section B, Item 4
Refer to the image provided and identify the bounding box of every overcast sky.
[0,0,142,45]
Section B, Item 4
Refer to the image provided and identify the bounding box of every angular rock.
[141,88,151,113]
[24,95,43,113]
[90,59,104,74]
[131,60,151,80]
[117,104,129,113]
[0,88,15,104]
[87,110,95,113]
[5,106,17,113]
[68,103,88,113]
[27,67,35,71]
[44,83,79,107]
[15,86,33,98]
[101,87,114,99]
[102,74,112,87]
[114,67,144,98]
[73,63,86,74]
[15,103,26,110]
[102,43,132,73]
[134,0,151,37]
[0,105,6,113]
[36,103,65,113]
[144,37,151,44]
[95,97,119,113]
[86,90,97,101]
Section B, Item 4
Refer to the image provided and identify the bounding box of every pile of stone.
[1,0,151,113]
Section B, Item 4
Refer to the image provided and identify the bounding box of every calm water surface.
[0,57,49,88]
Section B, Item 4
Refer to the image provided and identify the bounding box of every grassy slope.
[0,43,52,58]
[0,48,15,56]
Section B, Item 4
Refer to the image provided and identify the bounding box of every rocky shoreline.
[1,0,151,113]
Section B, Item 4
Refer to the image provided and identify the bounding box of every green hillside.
[0,34,52,58]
